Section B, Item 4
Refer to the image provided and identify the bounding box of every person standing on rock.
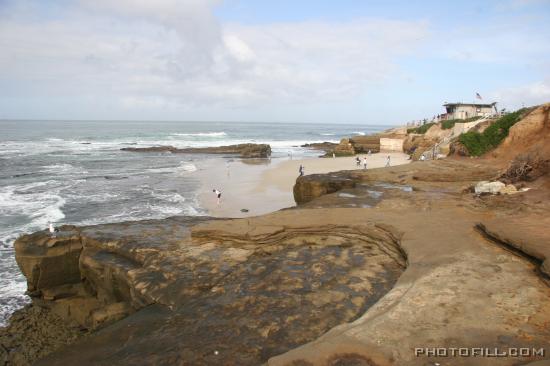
[213,189,222,205]
[49,222,56,238]
[385,155,391,167]
[363,157,368,170]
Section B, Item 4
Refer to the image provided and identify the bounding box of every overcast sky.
[0,0,549,124]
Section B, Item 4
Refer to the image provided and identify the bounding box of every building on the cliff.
[442,102,497,120]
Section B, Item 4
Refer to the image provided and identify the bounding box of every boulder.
[474,181,505,195]
[293,173,356,204]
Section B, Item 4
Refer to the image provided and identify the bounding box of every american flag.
[476,92,482,100]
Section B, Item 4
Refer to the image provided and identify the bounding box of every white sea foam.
[352,131,366,135]
[178,162,197,173]
[150,190,186,204]
[0,181,66,245]
[170,132,227,137]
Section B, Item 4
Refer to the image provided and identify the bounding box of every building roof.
[443,102,497,108]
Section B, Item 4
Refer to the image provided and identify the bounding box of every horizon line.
[0,118,398,126]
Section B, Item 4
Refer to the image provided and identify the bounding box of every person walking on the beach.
[363,157,367,170]
[355,156,360,167]
[368,149,372,156]
[213,189,222,205]
[332,152,336,159]
[299,165,304,176]
[385,155,391,167]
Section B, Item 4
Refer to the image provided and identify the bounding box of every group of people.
[354,152,391,170]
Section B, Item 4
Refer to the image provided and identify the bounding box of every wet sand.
[196,152,411,218]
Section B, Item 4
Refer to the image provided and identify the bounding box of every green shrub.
[441,116,482,130]
[463,116,483,123]
[407,122,435,134]
[440,119,460,130]
[458,108,531,156]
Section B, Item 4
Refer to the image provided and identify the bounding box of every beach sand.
[197,152,410,218]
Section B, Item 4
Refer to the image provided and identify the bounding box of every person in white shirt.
[362,157,367,170]
[213,189,222,205]
[49,222,56,238]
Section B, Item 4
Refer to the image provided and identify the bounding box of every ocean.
[0,120,385,326]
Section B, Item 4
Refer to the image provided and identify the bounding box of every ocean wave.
[145,162,197,175]
[320,133,335,136]
[150,190,186,204]
[178,162,197,173]
[170,132,227,137]
[0,181,67,246]
[41,163,88,175]
[352,131,366,136]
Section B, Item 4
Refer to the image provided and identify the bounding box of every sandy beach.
[197,152,411,218]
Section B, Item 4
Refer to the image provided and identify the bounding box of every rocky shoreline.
[3,155,549,365]
[2,105,549,365]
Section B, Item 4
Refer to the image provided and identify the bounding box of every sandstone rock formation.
[121,143,272,158]
[330,136,380,156]
[7,216,405,365]
[293,172,357,204]
[300,142,339,156]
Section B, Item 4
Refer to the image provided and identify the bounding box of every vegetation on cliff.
[458,108,531,156]
[407,122,435,134]
[441,116,482,130]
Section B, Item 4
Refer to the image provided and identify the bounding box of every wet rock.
[0,305,87,366]
[294,173,357,204]
[121,143,272,158]
[11,216,404,366]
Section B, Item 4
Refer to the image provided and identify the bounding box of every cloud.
[0,1,429,114]
[491,79,550,109]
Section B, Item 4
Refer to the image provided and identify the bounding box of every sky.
[0,0,549,124]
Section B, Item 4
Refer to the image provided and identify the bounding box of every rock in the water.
[121,144,271,158]
[474,180,506,195]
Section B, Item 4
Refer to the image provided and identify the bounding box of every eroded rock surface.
[7,216,405,365]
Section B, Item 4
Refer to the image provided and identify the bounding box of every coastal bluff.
[121,143,271,158]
